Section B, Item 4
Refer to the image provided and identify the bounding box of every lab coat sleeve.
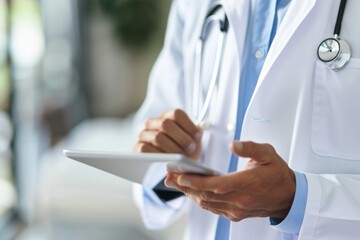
[299,174,360,240]
[135,184,186,229]
[133,0,189,229]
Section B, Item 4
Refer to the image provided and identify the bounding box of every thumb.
[230,141,274,164]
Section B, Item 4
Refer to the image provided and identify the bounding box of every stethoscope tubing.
[197,30,225,123]
[334,0,347,36]
[193,3,228,126]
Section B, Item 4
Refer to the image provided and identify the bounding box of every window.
[0,0,44,235]
[0,0,16,221]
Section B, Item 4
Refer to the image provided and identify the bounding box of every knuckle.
[145,119,153,128]
[137,143,148,152]
[233,217,242,222]
[139,130,147,140]
[172,109,184,121]
[179,135,192,147]
[233,210,244,222]
[199,199,208,209]
[160,119,173,131]
[200,191,210,201]
[263,143,275,153]
[234,209,242,218]
[245,141,255,147]
[181,187,189,195]
[237,196,253,209]
[214,184,228,194]
[154,132,165,143]
[227,214,239,222]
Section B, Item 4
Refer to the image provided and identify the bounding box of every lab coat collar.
[254,0,317,98]
[223,0,317,106]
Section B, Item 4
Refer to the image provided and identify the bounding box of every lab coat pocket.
[312,58,360,160]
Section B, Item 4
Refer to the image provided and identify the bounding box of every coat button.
[198,121,210,130]
[255,50,263,59]
[227,123,235,133]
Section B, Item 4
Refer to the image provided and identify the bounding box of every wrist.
[270,172,308,235]
[271,169,296,219]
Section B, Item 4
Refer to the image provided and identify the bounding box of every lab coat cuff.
[141,187,186,229]
[143,187,185,210]
[270,171,308,235]
[298,173,321,239]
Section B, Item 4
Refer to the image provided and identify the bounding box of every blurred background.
[0,0,186,239]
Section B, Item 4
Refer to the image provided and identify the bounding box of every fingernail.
[194,131,202,141]
[186,143,196,153]
[165,180,176,189]
[234,141,243,151]
[178,177,191,187]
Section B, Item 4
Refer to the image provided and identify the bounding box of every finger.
[195,196,234,219]
[230,141,275,164]
[197,189,254,210]
[145,118,197,154]
[145,110,199,137]
[139,130,183,153]
[163,109,200,138]
[199,201,246,222]
[177,186,245,222]
[203,208,234,221]
[145,117,161,130]
[163,120,199,153]
[164,173,181,189]
[133,142,162,153]
[176,172,245,194]
[145,118,198,152]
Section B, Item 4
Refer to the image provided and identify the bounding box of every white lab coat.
[134,0,360,239]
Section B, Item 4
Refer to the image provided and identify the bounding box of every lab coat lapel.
[253,0,317,98]
[222,0,318,116]
[222,0,250,69]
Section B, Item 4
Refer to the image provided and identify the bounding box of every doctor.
[133,0,360,239]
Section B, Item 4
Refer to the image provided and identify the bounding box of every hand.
[134,109,202,160]
[165,141,296,221]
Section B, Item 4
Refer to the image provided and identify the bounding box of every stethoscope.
[317,0,351,71]
[193,0,351,129]
[193,3,228,130]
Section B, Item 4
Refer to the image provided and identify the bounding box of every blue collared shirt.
[216,0,308,239]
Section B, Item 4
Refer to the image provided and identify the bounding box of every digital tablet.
[63,150,222,184]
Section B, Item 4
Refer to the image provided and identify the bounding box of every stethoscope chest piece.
[317,0,351,71]
[317,36,351,71]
